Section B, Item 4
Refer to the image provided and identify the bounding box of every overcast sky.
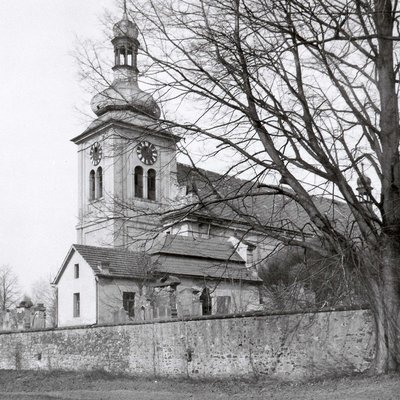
[0,1,374,297]
[0,0,118,293]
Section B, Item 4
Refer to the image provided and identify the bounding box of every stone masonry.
[0,309,374,380]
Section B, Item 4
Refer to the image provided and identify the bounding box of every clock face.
[137,141,158,165]
[90,142,102,166]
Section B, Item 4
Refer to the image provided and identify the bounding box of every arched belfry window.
[96,167,103,198]
[134,166,143,198]
[148,169,156,201]
[89,170,95,201]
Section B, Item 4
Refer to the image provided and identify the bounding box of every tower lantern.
[90,6,160,119]
[112,9,139,75]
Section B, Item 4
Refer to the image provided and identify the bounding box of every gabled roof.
[53,244,151,284]
[174,163,351,235]
[73,244,151,278]
[54,239,260,284]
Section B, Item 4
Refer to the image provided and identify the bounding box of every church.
[52,7,354,327]
[53,10,265,327]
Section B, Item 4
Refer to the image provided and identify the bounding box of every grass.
[0,370,399,399]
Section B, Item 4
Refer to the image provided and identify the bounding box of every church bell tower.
[71,6,180,250]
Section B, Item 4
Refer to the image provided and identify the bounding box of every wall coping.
[0,305,370,336]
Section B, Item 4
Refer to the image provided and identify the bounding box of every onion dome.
[113,12,139,39]
[90,10,160,119]
[91,80,161,118]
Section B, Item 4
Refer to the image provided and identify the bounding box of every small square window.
[74,264,79,279]
[73,293,80,318]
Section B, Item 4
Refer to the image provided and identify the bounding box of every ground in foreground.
[0,370,399,400]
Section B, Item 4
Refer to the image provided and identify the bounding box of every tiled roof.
[148,234,244,263]
[147,235,260,282]
[73,244,151,279]
[61,241,259,283]
[152,255,260,282]
[175,163,351,235]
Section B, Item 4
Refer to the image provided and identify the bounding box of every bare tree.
[30,277,57,327]
[0,265,20,311]
[76,0,400,373]
[259,245,363,310]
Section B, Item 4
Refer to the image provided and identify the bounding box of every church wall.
[110,126,178,206]
[125,221,162,251]
[175,277,261,315]
[170,221,283,270]
[208,226,280,264]
[80,219,117,247]
[0,309,374,380]
[93,275,260,324]
[76,124,179,249]
[97,278,143,325]
[77,129,117,246]
[57,252,97,327]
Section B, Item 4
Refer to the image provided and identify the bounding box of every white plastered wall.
[97,278,141,324]
[57,251,97,327]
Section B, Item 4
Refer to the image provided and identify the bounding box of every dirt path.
[0,390,210,400]
[0,371,399,400]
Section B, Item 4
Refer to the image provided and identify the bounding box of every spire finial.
[124,0,127,15]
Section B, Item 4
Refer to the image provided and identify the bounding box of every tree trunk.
[370,238,400,373]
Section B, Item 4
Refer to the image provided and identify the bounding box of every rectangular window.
[74,264,79,279]
[216,296,231,315]
[73,293,80,318]
[123,292,135,318]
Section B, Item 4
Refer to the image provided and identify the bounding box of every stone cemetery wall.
[0,308,374,380]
